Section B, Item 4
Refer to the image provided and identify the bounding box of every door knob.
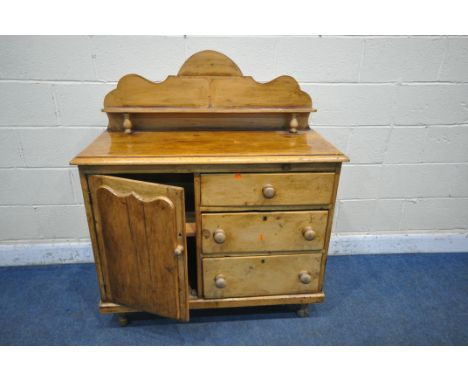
[213,229,226,244]
[174,244,184,257]
[262,184,276,199]
[302,226,316,241]
[298,271,312,284]
[215,274,226,288]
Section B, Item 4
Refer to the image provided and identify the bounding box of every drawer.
[200,172,335,207]
[203,253,322,298]
[202,210,328,254]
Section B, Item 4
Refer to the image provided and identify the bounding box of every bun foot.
[296,304,309,318]
[117,313,129,327]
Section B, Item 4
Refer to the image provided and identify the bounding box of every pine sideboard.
[71,50,349,325]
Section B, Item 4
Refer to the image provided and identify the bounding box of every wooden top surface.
[71,130,349,166]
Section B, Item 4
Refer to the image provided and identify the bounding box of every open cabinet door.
[88,175,189,321]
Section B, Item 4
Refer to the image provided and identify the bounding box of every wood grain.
[105,112,311,132]
[104,51,311,110]
[71,49,348,320]
[104,74,210,108]
[70,130,349,166]
[186,222,196,237]
[178,50,243,76]
[102,50,313,131]
[89,175,189,321]
[318,163,343,291]
[78,170,109,300]
[201,210,328,254]
[201,172,335,207]
[189,292,324,309]
[78,163,338,175]
[99,292,325,313]
[210,75,311,108]
[202,253,322,298]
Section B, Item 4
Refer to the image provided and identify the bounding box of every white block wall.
[1,36,468,261]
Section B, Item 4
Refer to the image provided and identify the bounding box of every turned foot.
[296,304,309,318]
[117,313,129,327]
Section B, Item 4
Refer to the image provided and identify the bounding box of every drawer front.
[202,210,328,254]
[203,253,322,298]
[200,172,335,207]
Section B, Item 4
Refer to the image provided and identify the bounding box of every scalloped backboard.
[103,50,314,131]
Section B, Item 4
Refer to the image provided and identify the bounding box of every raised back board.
[103,50,315,133]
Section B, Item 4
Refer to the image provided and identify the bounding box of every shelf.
[103,107,315,114]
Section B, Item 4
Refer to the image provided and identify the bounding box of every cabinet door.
[89,175,189,321]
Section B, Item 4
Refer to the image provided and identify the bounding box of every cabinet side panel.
[78,169,110,300]
[318,163,342,291]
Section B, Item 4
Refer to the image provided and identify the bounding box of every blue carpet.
[0,253,467,345]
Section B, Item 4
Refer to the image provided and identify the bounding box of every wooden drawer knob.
[213,229,226,244]
[302,226,316,241]
[299,271,312,284]
[262,184,276,199]
[215,274,226,288]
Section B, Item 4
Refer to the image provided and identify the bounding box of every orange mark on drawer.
[234,173,242,179]
[258,233,265,241]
